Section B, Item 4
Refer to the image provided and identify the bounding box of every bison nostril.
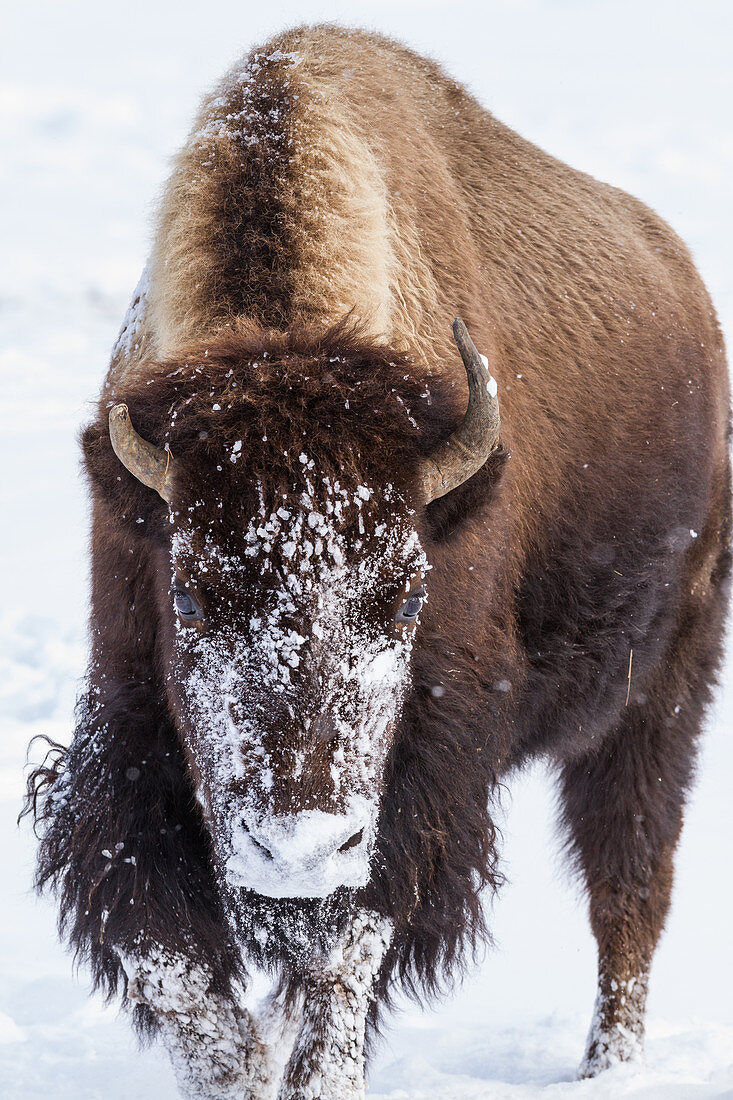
[243,826,274,861]
[252,837,273,861]
[339,829,364,853]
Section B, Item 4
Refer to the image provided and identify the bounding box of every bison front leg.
[278,911,392,1100]
[119,945,277,1100]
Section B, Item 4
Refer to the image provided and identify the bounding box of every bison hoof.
[578,1026,643,1078]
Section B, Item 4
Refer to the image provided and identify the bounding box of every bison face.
[162,469,428,900]
[100,322,498,902]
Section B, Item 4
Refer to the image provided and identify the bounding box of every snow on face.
[168,467,427,900]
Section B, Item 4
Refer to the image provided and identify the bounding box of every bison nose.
[250,813,368,864]
[241,825,363,861]
[228,810,374,898]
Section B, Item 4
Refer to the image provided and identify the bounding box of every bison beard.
[23,22,731,1100]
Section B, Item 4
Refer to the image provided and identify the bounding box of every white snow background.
[1,1,732,1097]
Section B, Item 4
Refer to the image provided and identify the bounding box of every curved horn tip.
[451,318,491,378]
[414,317,501,505]
[109,402,129,424]
[449,316,471,345]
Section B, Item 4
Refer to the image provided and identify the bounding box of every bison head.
[94,320,499,901]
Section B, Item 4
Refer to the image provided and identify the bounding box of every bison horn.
[418,318,501,503]
[108,403,175,503]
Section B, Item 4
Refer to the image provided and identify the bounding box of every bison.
[26,22,730,1100]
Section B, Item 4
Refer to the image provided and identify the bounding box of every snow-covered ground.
[2,1,732,1097]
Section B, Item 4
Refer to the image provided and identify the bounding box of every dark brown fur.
[25,22,730,1082]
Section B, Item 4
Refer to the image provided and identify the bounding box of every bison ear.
[81,415,170,538]
[424,443,509,541]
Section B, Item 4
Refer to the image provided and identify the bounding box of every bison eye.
[395,588,426,624]
[172,584,203,622]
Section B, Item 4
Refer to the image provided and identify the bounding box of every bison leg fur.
[118,944,277,1099]
[559,668,708,1077]
[277,910,392,1100]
